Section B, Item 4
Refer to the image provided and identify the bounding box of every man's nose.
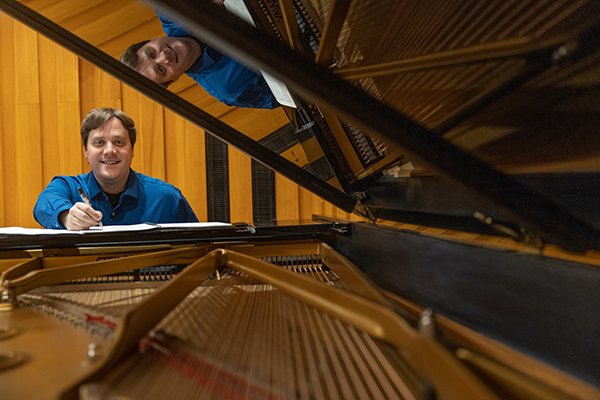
[157,49,172,63]
[104,143,117,153]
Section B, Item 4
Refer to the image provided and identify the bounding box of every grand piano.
[1,0,599,399]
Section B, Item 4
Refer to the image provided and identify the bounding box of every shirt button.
[112,212,115,216]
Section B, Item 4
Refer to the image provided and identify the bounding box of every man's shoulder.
[134,172,182,194]
[48,173,90,186]
[157,12,187,38]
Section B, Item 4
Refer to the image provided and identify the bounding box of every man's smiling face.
[136,37,201,85]
[85,118,134,193]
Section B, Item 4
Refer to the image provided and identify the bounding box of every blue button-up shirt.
[34,170,198,229]
[159,14,278,109]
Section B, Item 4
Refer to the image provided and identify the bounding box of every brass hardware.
[0,352,29,371]
[0,288,17,311]
[26,249,44,258]
[0,328,20,341]
[87,343,103,361]
[419,308,435,337]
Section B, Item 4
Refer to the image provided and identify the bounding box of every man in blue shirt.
[120,9,279,109]
[34,108,198,230]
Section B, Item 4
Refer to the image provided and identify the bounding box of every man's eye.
[148,49,155,58]
[94,140,103,146]
[159,66,166,76]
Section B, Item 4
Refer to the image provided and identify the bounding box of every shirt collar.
[186,42,221,74]
[88,169,138,200]
[87,172,104,201]
[122,170,139,199]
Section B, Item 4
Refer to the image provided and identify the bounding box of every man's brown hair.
[120,40,150,71]
[81,108,137,150]
[121,40,171,88]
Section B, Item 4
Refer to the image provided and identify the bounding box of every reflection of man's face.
[137,37,201,85]
[85,118,134,193]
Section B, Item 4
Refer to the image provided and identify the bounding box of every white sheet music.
[225,0,297,108]
[154,222,232,229]
[86,222,232,233]
[0,222,232,235]
[86,223,160,233]
[0,227,84,235]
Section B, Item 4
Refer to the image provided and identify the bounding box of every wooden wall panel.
[164,109,207,222]
[79,59,123,122]
[228,146,253,223]
[39,35,82,185]
[275,173,300,223]
[77,59,96,174]
[78,58,96,116]
[298,186,322,221]
[19,0,66,13]
[0,13,17,227]
[77,3,155,48]
[14,22,43,227]
[16,104,43,227]
[220,107,289,141]
[15,22,39,104]
[99,18,163,57]
[122,86,166,180]
[95,68,122,111]
[319,199,336,220]
[22,0,107,26]
[177,84,233,118]
[59,0,137,44]
[79,59,122,118]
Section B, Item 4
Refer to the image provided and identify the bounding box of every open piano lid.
[2,0,600,253]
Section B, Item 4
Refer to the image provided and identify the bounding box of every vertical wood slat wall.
[0,14,354,228]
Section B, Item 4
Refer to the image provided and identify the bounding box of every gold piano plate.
[0,242,502,400]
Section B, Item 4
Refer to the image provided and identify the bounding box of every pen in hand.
[77,187,103,226]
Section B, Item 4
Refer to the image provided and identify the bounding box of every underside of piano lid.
[3,0,599,253]
[161,0,600,253]
[176,0,595,254]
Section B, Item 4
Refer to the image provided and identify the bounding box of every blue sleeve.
[178,197,199,223]
[33,177,78,229]
[157,12,190,38]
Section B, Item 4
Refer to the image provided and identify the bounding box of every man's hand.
[59,203,103,230]
[213,0,225,5]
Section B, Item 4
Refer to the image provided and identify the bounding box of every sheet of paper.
[225,0,297,108]
[0,222,233,236]
[86,223,160,233]
[86,222,232,233]
[261,71,298,108]
[0,227,84,235]
[156,222,233,229]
